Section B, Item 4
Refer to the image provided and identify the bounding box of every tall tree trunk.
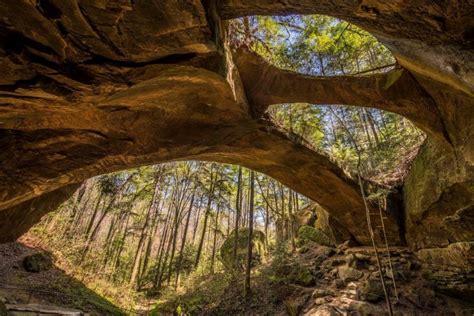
[264,185,270,246]
[244,170,255,297]
[112,211,131,282]
[130,178,160,286]
[194,167,217,268]
[210,201,221,274]
[232,166,242,267]
[139,187,166,284]
[191,196,204,245]
[166,176,191,285]
[154,202,173,288]
[84,191,103,239]
[175,192,195,289]
[365,109,381,146]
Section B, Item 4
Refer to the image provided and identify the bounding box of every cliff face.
[0,1,472,253]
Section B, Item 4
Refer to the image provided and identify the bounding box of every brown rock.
[312,289,335,299]
[338,266,363,282]
[359,279,385,303]
[23,252,53,273]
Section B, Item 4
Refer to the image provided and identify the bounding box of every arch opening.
[21,161,315,292]
[267,103,425,186]
[229,15,396,77]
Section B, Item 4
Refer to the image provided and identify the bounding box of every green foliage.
[151,272,232,315]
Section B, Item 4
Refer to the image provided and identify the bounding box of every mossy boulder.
[290,264,315,286]
[23,252,53,273]
[220,228,266,271]
[297,225,334,247]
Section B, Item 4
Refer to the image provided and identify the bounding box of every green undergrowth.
[151,244,314,315]
[150,272,233,315]
[44,276,126,316]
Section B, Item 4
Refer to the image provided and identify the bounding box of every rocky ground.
[1,236,472,315]
[155,240,473,315]
[288,241,473,315]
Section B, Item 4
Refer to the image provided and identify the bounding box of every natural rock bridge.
[0,1,472,250]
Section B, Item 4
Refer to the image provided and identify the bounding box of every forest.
[0,2,472,316]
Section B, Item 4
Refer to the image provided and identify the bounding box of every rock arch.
[0,0,472,249]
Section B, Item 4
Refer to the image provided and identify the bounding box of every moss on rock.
[298,225,334,247]
[220,228,266,271]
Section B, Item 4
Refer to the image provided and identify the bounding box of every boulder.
[298,226,334,247]
[23,252,53,273]
[359,279,385,302]
[312,289,335,299]
[220,228,266,271]
[295,206,318,227]
[312,205,354,245]
[284,294,309,316]
[291,264,315,286]
[338,266,363,282]
[309,305,341,316]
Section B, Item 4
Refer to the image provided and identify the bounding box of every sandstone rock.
[354,253,371,261]
[344,254,355,264]
[350,255,371,270]
[338,240,352,251]
[284,294,309,316]
[385,264,410,281]
[314,298,327,305]
[23,252,53,273]
[295,206,318,227]
[347,300,379,315]
[404,287,438,308]
[409,260,422,271]
[404,141,474,249]
[417,242,474,297]
[312,289,335,299]
[359,279,385,302]
[329,258,346,267]
[338,266,363,282]
[335,279,345,289]
[309,305,341,316]
[417,242,473,270]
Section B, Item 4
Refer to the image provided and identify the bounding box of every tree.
[244,170,255,297]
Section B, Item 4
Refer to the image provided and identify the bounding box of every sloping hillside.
[0,236,125,315]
